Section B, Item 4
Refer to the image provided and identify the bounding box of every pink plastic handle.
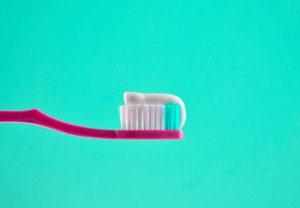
[0,109,183,140]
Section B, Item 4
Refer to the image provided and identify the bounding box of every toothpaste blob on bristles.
[124,92,186,128]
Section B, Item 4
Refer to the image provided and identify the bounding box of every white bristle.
[157,106,161,130]
[149,106,153,130]
[119,105,165,130]
[137,106,142,130]
[143,105,148,130]
[160,106,164,130]
[132,106,136,130]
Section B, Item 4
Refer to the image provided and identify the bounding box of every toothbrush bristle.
[119,104,181,130]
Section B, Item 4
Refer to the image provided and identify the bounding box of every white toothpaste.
[124,92,186,128]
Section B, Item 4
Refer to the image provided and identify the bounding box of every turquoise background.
[1,0,300,207]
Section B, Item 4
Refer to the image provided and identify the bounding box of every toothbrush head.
[119,103,181,130]
[116,92,185,139]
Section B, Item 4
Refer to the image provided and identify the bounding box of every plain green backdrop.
[1,0,300,207]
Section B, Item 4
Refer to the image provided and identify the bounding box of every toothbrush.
[0,92,185,140]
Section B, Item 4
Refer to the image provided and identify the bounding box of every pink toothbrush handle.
[0,109,117,138]
[0,109,183,140]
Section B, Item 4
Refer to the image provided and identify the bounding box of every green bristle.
[164,103,181,130]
